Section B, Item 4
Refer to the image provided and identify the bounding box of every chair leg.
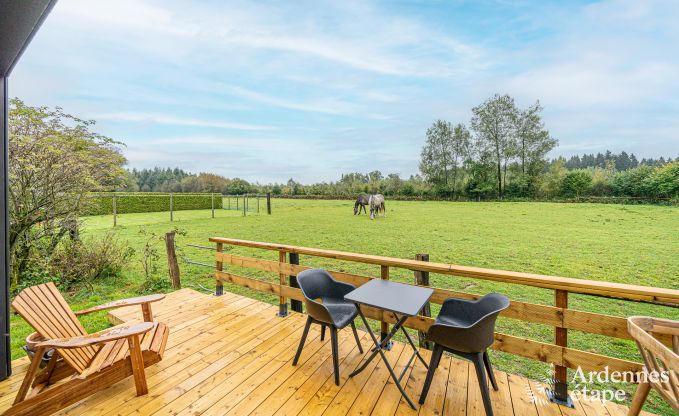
[483,351,498,391]
[321,324,326,341]
[293,316,313,366]
[351,321,363,354]
[628,381,651,416]
[330,326,340,385]
[14,346,46,404]
[128,335,148,396]
[419,344,443,404]
[472,353,494,416]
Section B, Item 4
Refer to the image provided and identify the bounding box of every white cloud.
[93,112,274,131]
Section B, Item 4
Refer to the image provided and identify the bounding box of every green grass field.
[9,199,679,414]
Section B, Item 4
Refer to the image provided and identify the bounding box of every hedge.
[84,193,223,216]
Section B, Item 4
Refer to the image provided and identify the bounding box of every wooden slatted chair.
[3,282,169,416]
[627,316,679,416]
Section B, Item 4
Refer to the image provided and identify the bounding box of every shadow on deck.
[0,289,649,415]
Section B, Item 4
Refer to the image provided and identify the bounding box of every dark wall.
[0,76,9,380]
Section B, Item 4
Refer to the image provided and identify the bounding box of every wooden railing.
[208,236,679,394]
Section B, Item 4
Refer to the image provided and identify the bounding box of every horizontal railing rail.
[208,236,679,402]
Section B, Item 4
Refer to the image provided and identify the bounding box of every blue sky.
[11,0,679,183]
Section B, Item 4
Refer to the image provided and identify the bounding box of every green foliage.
[8,98,127,288]
[85,192,223,215]
[560,170,593,197]
[649,161,679,198]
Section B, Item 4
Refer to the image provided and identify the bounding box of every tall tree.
[470,94,518,198]
[514,101,557,192]
[8,99,126,286]
[419,120,454,191]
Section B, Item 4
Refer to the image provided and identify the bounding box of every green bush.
[560,170,592,197]
[84,192,223,215]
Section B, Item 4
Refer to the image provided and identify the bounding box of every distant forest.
[122,149,677,201]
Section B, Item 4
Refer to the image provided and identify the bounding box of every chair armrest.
[75,294,165,316]
[37,322,155,350]
[332,280,356,297]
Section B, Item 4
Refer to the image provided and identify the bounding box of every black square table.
[345,279,434,409]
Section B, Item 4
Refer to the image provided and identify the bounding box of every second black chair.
[419,293,510,416]
[292,268,364,385]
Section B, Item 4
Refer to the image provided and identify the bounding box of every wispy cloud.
[93,112,274,131]
[11,0,679,182]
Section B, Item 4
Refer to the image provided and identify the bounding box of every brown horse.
[354,195,369,215]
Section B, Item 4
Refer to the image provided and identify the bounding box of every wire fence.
[95,192,272,227]
[222,194,272,215]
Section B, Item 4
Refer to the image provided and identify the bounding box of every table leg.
[350,307,417,409]
[396,313,429,369]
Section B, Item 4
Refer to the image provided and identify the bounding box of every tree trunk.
[497,161,502,199]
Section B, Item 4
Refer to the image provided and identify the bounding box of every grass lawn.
[9,199,679,414]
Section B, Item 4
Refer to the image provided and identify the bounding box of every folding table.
[345,279,434,409]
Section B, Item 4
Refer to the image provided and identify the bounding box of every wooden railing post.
[414,253,432,349]
[215,243,224,296]
[549,289,574,407]
[277,251,288,317]
[289,253,303,313]
[165,232,181,289]
[380,265,392,349]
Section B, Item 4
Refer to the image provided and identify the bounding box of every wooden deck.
[0,289,647,416]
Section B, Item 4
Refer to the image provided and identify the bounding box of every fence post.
[215,243,224,296]
[170,192,173,221]
[211,193,215,218]
[113,192,117,227]
[228,196,230,210]
[277,251,288,317]
[380,265,392,349]
[414,253,432,349]
[267,192,271,215]
[236,196,239,210]
[257,196,260,213]
[243,194,246,216]
[289,253,303,313]
[548,289,574,407]
[165,232,181,289]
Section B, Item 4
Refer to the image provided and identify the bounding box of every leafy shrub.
[84,192,223,215]
[44,231,134,290]
[560,170,592,197]
[649,161,679,198]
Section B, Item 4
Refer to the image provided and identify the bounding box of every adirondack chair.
[627,316,679,416]
[4,282,169,416]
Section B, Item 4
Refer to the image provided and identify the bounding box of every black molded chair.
[292,268,364,385]
[419,293,509,416]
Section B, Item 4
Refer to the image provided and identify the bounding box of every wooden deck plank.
[506,373,538,416]
[60,299,276,416]
[227,330,365,416]
[265,332,368,416]
[418,351,450,416]
[443,358,468,416]
[169,322,316,416]
[120,316,305,415]
[370,341,421,416]
[0,289,653,416]
[345,343,408,416]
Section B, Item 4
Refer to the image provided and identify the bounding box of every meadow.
[9,199,679,414]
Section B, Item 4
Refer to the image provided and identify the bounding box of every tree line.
[120,94,677,201]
